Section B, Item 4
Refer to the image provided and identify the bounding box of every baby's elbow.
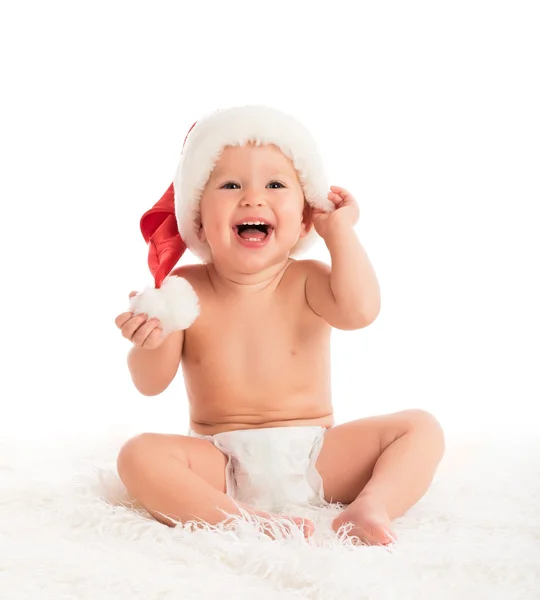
[338,307,379,330]
[137,386,165,397]
[132,376,173,397]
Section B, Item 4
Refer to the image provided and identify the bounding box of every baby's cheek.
[279,207,304,230]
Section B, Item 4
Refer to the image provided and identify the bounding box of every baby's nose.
[241,194,266,207]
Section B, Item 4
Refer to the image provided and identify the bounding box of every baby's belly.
[181,325,333,434]
[182,365,334,435]
[190,411,334,436]
[189,395,334,435]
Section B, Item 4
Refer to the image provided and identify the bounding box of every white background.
[1,1,538,443]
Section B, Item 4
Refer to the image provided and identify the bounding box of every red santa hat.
[129,105,334,334]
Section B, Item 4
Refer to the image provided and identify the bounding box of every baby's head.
[140,106,334,285]
[197,142,313,272]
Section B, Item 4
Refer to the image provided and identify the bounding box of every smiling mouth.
[234,222,274,242]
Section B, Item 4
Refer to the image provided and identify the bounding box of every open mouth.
[234,220,274,243]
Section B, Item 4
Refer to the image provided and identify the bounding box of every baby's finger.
[129,291,138,299]
[327,192,342,205]
[142,327,164,349]
[132,318,161,347]
[115,312,134,329]
[121,313,148,340]
[330,185,353,200]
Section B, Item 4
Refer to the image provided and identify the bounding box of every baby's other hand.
[114,292,166,350]
[312,186,359,238]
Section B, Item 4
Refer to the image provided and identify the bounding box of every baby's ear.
[197,221,207,243]
[300,202,313,238]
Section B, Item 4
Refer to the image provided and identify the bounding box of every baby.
[114,106,445,545]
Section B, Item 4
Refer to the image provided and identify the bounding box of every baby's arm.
[304,227,380,330]
[127,329,183,396]
[119,265,199,396]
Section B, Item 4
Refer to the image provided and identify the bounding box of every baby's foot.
[240,504,315,539]
[332,493,396,546]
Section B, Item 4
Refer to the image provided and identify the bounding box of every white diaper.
[189,426,327,512]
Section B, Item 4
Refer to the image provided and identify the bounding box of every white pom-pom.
[129,276,200,335]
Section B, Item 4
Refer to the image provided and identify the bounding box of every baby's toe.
[332,511,396,546]
[291,516,315,538]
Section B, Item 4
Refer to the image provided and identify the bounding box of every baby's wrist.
[322,221,357,247]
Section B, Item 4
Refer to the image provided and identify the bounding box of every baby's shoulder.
[279,259,330,294]
[170,263,208,291]
[287,258,330,279]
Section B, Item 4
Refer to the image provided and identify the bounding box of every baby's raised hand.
[115,292,166,350]
[312,185,360,238]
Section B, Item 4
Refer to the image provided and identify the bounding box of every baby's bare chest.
[182,293,328,385]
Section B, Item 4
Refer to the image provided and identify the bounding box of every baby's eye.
[221,182,240,189]
[267,181,285,189]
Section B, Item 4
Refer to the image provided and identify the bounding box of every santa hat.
[129,105,334,334]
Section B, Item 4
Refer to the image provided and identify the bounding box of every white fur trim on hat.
[173,105,334,263]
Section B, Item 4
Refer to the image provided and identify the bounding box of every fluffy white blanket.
[1,434,538,599]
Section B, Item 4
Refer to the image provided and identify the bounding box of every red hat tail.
[140,183,186,288]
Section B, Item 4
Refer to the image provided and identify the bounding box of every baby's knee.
[117,432,178,479]
[117,433,150,477]
[402,408,441,426]
[404,409,445,454]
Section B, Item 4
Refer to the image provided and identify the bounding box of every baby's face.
[198,144,311,271]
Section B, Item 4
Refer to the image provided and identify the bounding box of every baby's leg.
[116,432,313,537]
[316,409,445,545]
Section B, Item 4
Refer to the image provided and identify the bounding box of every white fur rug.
[1,433,539,600]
